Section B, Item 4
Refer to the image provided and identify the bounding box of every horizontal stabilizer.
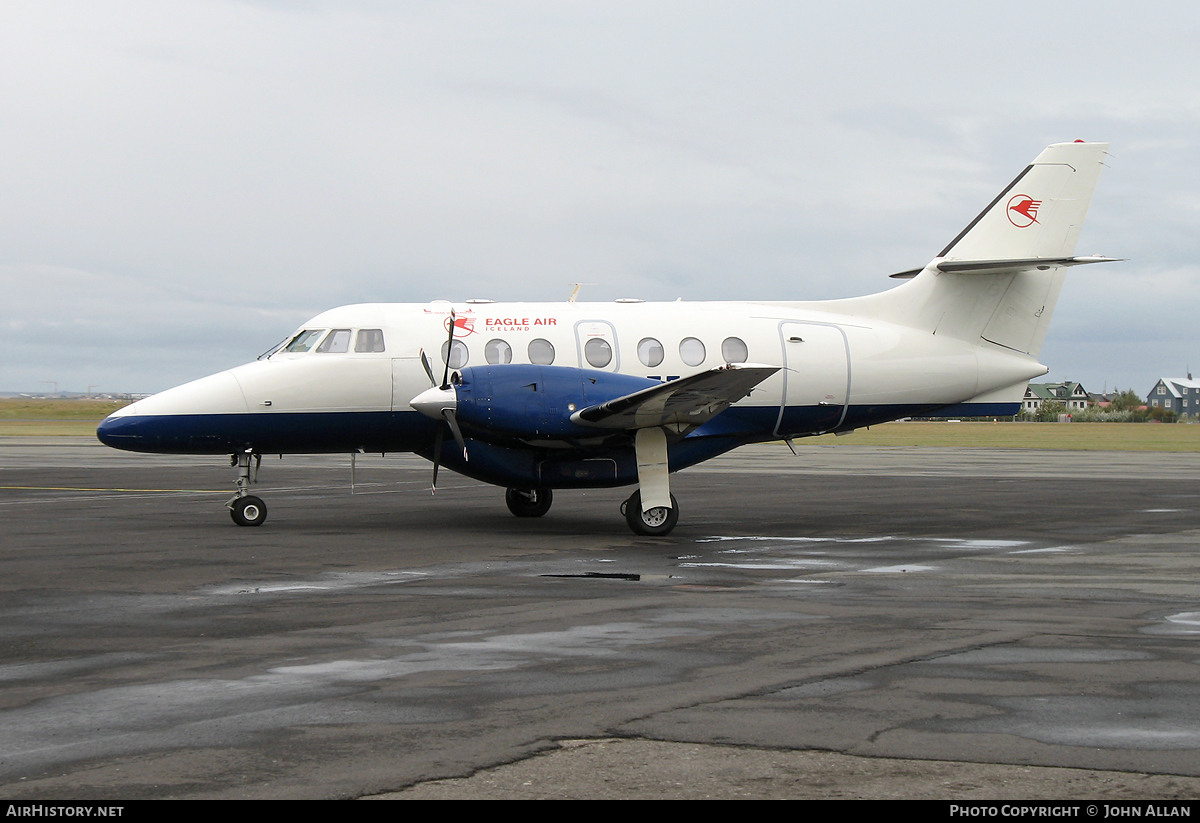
[936,255,1123,275]
[571,363,779,431]
[889,256,1120,279]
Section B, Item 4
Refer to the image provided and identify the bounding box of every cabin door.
[776,322,849,436]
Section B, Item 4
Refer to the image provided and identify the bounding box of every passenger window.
[721,337,748,363]
[528,339,555,365]
[485,339,513,364]
[284,329,325,353]
[679,337,706,367]
[317,329,352,353]
[355,329,386,352]
[637,337,664,368]
[584,338,612,368]
[441,339,469,369]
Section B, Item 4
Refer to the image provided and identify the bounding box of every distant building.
[1147,376,1200,418]
[1023,381,1090,413]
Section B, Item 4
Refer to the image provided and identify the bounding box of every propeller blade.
[440,309,456,390]
[419,348,436,386]
[442,408,468,462]
[430,422,444,491]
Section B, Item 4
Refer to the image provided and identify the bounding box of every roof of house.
[1154,377,1200,398]
[1026,381,1087,401]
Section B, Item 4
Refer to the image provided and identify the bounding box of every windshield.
[316,329,352,353]
[283,329,326,353]
[257,337,290,360]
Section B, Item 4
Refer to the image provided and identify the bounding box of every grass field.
[2,399,1198,451]
[0,398,130,436]
[811,421,1200,451]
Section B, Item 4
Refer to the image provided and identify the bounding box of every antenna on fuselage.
[568,283,597,303]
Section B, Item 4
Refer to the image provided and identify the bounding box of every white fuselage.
[102,296,1046,452]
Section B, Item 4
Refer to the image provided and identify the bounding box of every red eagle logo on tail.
[1006,194,1041,228]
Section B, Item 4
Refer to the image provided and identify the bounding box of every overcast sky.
[2,0,1198,396]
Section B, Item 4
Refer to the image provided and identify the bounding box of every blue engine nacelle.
[453,364,656,439]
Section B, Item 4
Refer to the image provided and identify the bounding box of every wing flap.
[570,363,779,431]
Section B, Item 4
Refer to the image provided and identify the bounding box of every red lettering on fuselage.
[484,317,557,330]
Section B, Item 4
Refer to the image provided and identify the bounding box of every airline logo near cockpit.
[445,315,477,337]
[425,306,559,335]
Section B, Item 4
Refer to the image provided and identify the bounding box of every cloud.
[1,1,1197,393]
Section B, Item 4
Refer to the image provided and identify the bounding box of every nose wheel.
[622,491,679,536]
[230,495,268,527]
[226,450,268,527]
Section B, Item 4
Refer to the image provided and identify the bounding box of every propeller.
[414,310,468,491]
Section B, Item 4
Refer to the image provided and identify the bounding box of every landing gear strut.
[505,487,553,517]
[622,490,679,537]
[227,450,267,527]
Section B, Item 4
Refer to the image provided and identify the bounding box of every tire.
[623,491,679,536]
[505,487,553,518]
[231,495,268,527]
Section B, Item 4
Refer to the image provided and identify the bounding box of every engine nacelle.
[453,364,656,439]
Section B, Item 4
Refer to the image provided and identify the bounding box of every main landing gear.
[621,491,679,537]
[504,486,680,536]
[227,450,268,527]
[505,487,553,518]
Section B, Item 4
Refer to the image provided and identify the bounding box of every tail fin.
[938,141,1108,261]
[876,141,1114,357]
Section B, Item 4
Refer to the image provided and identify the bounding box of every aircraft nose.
[410,386,456,421]
[96,410,139,450]
[96,371,250,452]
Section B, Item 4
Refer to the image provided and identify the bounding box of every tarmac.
[3,436,1200,799]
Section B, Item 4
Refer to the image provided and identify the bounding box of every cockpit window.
[257,337,290,360]
[355,329,386,352]
[317,329,352,353]
[284,329,325,353]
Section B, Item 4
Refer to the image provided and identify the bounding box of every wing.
[569,363,779,431]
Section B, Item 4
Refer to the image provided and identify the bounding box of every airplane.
[97,141,1116,536]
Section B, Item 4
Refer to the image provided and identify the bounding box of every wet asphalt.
[2,437,1200,799]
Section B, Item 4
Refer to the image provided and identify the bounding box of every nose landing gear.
[227,450,267,527]
[231,495,268,527]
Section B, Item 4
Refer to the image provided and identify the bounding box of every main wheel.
[623,491,679,536]
[505,487,553,518]
[231,495,268,527]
